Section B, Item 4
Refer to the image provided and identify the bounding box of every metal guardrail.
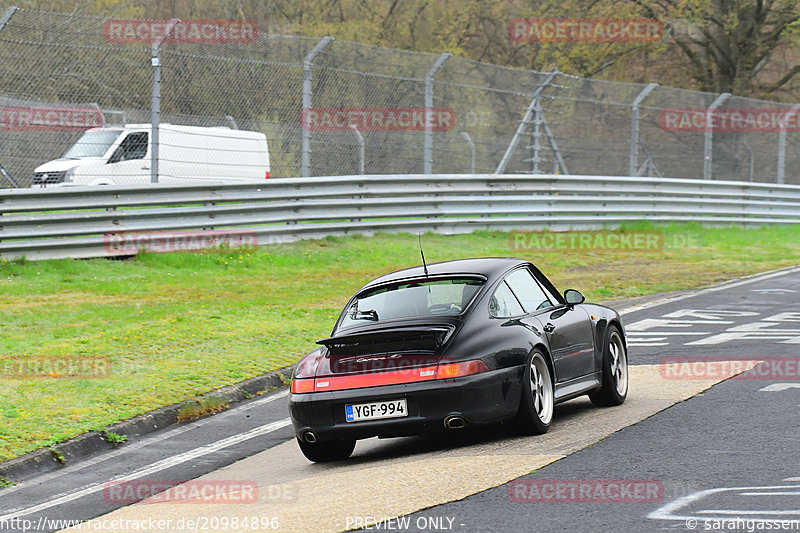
[2,174,800,261]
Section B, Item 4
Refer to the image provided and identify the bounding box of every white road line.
[8,388,289,490]
[627,343,669,347]
[0,417,292,521]
[739,491,800,496]
[649,485,800,522]
[626,332,711,336]
[619,266,800,316]
[698,509,800,516]
[759,383,800,392]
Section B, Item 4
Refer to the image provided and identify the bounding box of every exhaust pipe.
[302,430,318,443]
[443,415,467,430]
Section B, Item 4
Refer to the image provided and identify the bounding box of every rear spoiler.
[317,325,455,354]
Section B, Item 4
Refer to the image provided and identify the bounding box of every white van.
[33,124,270,187]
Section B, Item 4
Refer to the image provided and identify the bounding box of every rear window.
[338,278,484,329]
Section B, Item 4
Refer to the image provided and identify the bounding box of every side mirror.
[564,289,585,306]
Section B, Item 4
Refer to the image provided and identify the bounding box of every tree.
[634,0,800,99]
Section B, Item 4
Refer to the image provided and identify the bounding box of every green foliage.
[50,447,66,464]
[103,431,128,446]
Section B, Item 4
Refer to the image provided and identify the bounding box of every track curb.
[0,366,293,485]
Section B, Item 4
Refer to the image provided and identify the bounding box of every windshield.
[62,130,123,159]
[338,278,484,329]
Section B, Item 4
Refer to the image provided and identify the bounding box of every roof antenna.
[418,232,429,277]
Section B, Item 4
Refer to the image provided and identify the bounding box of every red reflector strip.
[314,366,438,392]
[291,378,315,394]
[294,360,491,393]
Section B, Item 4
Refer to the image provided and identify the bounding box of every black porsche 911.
[288,257,628,462]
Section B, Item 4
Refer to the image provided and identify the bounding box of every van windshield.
[63,130,123,159]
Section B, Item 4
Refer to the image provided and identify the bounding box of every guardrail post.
[703,92,731,180]
[496,69,558,174]
[424,53,451,174]
[301,36,334,178]
[460,132,475,174]
[151,18,180,184]
[629,83,658,176]
[777,103,800,184]
[349,125,365,175]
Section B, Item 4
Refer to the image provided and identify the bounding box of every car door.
[106,131,149,184]
[504,268,595,383]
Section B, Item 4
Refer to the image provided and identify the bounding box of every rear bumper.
[288,365,523,442]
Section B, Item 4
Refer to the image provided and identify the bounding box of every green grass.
[1,223,799,463]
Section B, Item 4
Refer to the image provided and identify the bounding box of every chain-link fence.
[1,7,799,188]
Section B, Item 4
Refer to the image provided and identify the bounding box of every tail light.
[436,360,489,379]
[290,359,489,393]
[291,378,315,394]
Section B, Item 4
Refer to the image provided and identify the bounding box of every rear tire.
[296,437,356,462]
[589,325,628,407]
[513,351,554,435]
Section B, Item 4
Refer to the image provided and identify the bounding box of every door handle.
[543,323,555,333]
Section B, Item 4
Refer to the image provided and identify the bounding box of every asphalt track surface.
[0,266,798,533]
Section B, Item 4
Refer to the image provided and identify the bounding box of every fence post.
[703,92,731,180]
[424,53,451,174]
[460,132,475,174]
[777,104,800,184]
[629,82,658,176]
[150,18,180,184]
[0,7,20,188]
[0,6,18,33]
[496,69,558,174]
[349,125,365,175]
[530,99,542,174]
[301,36,334,178]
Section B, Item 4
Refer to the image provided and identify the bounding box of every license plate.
[345,399,407,423]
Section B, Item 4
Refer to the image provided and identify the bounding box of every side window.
[489,281,524,318]
[109,132,148,163]
[505,268,554,313]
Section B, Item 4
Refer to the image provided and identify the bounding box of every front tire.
[513,351,554,435]
[296,437,356,463]
[589,325,628,407]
